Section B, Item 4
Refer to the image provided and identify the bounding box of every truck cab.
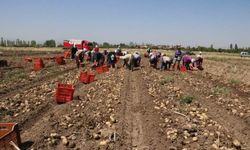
[240,51,250,57]
[63,40,93,51]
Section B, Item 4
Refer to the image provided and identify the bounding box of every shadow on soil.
[21,141,34,150]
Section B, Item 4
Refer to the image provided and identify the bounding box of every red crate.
[55,56,65,65]
[102,65,109,72]
[96,66,103,74]
[79,72,89,84]
[55,83,75,104]
[33,58,44,71]
[88,73,96,83]
[0,123,21,150]
[180,66,187,73]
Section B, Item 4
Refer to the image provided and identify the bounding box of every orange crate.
[55,83,75,104]
[55,56,65,65]
[64,50,71,59]
[0,123,21,150]
[79,72,90,84]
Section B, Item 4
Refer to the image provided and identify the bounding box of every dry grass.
[0,46,62,52]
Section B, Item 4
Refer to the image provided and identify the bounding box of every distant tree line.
[187,43,250,53]
[1,37,250,53]
[0,37,57,47]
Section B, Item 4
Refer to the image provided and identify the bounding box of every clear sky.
[0,0,250,48]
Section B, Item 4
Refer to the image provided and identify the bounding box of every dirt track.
[1,50,250,150]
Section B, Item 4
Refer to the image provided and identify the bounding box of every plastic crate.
[55,83,75,104]
[79,72,90,84]
[0,123,21,150]
[180,66,187,73]
[102,65,109,72]
[55,56,65,65]
[88,73,96,83]
[96,66,104,74]
[33,58,44,71]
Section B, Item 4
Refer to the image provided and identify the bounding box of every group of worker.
[70,45,203,72]
[147,47,204,71]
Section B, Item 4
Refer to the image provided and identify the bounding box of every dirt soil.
[0,49,250,150]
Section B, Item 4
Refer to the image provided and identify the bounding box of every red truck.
[63,40,93,59]
[63,39,93,51]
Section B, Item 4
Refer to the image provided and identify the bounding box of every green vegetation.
[230,79,242,85]
[160,76,175,85]
[179,95,195,104]
[0,107,14,121]
[211,86,230,96]
[43,40,56,47]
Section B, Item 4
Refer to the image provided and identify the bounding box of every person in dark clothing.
[93,52,105,67]
[172,49,182,70]
[71,45,78,59]
[107,51,117,68]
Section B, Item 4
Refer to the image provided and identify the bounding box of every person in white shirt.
[119,52,135,71]
[160,54,173,71]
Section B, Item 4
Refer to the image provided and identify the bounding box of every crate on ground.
[79,72,89,84]
[180,66,187,73]
[96,66,104,74]
[0,123,21,150]
[79,72,96,84]
[33,58,44,71]
[88,72,96,83]
[102,65,109,72]
[55,83,75,104]
[55,56,65,65]
[95,65,109,74]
